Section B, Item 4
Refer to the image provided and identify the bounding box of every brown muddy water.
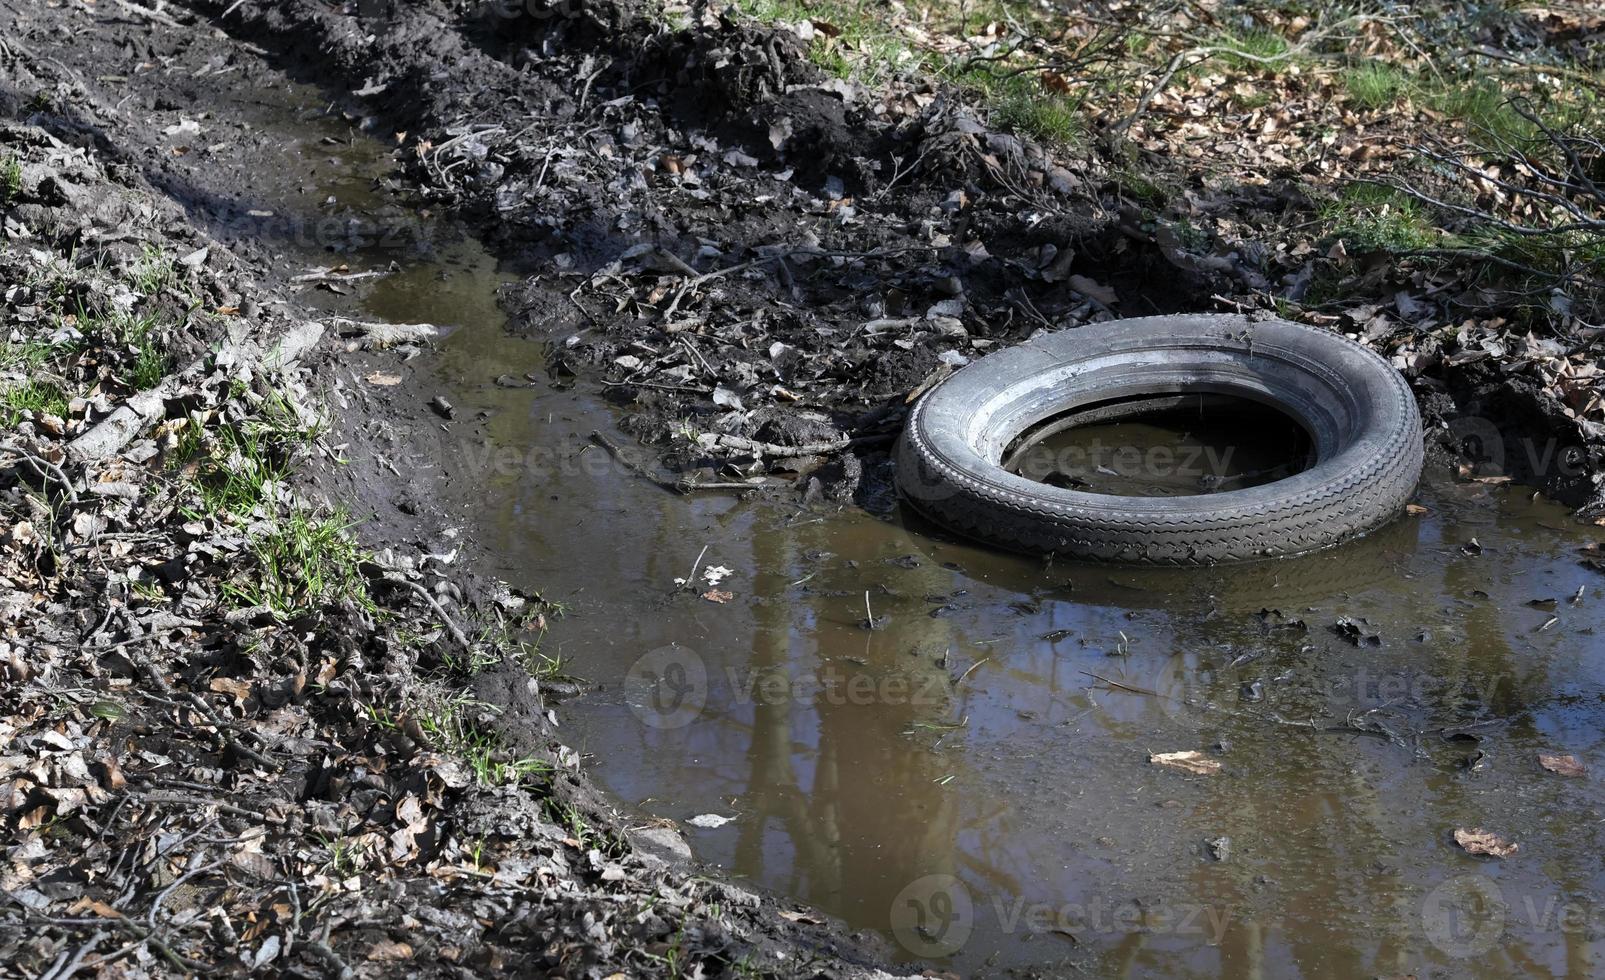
[248,82,1605,977]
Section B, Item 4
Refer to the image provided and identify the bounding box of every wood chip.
[1148,750,1221,775]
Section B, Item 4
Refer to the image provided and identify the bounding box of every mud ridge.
[192,0,1605,515]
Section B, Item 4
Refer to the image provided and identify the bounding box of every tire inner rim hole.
[1001,392,1316,497]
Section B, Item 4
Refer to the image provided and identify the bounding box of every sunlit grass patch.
[1422,78,1534,145]
[129,244,177,296]
[1458,226,1605,277]
[366,696,550,786]
[1216,28,1294,72]
[0,378,69,426]
[947,68,1084,146]
[225,506,371,616]
[0,339,59,373]
[127,343,171,390]
[187,424,291,517]
[731,0,923,85]
[1345,62,1407,109]
[1321,184,1439,252]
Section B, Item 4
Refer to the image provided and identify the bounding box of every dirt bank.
[197,0,1604,513]
[0,4,899,975]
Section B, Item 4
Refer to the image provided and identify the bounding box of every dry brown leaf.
[702,589,733,604]
[367,940,414,962]
[1538,752,1586,777]
[67,897,124,919]
[209,676,253,703]
[1454,827,1518,858]
[1149,751,1221,775]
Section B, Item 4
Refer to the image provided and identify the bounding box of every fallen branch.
[324,317,440,349]
[67,321,323,463]
[589,432,766,494]
[700,432,897,457]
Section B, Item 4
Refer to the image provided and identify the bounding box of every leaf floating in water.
[1149,751,1221,776]
[1538,752,1587,777]
[1454,827,1518,858]
[687,813,735,828]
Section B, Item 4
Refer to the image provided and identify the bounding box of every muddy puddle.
[234,81,1605,977]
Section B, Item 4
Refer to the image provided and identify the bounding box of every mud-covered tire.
[896,313,1423,564]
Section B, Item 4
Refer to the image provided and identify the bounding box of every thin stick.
[956,657,991,688]
[686,545,709,591]
[398,580,474,653]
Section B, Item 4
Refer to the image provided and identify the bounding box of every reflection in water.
[1009,395,1313,497]
[246,82,1605,978]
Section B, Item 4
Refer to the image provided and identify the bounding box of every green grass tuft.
[189,425,290,518]
[0,154,21,205]
[127,344,171,391]
[0,378,69,426]
[1321,184,1439,252]
[1422,78,1533,146]
[732,0,923,86]
[1345,63,1407,110]
[225,506,371,617]
[0,340,59,373]
[367,696,549,787]
[1216,29,1292,71]
[948,68,1083,147]
[129,245,177,296]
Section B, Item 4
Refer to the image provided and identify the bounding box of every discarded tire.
[896,313,1423,564]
